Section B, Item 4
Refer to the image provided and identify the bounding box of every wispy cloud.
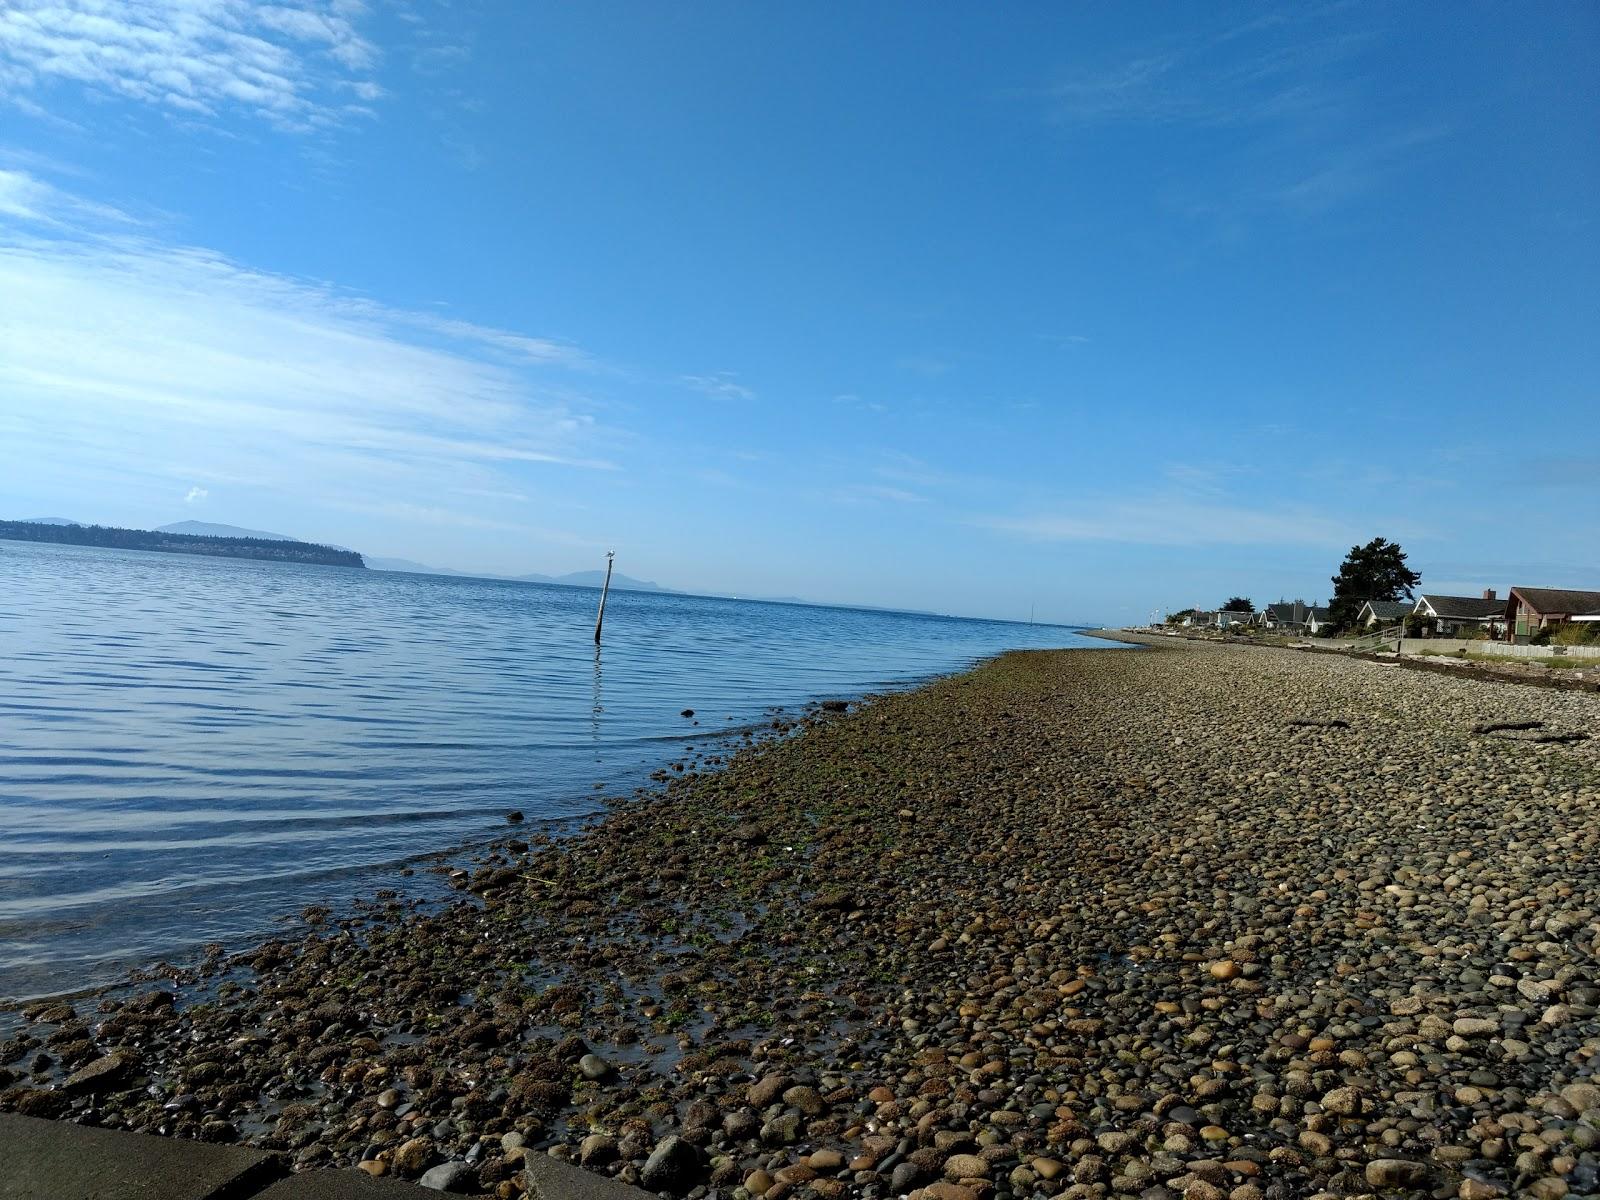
[832,484,929,505]
[874,452,965,490]
[0,169,615,532]
[1271,124,1448,215]
[1038,11,1364,129]
[833,392,889,414]
[980,496,1359,547]
[184,485,209,504]
[896,355,951,377]
[681,371,754,400]
[0,0,382,130]
[0,167,131,225]
[1034,10,1440,223]
[1517,456,1600,490]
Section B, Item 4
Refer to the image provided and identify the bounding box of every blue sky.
[1,2,1595,623]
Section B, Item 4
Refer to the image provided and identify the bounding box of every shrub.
[1551,621,1600,646]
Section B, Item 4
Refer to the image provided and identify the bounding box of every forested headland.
[0,521,365,568]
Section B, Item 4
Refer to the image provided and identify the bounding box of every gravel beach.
[4,638,1598,1200]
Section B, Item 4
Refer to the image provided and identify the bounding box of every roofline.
[1506,585,1600,614]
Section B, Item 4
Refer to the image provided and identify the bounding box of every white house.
[1357,599,1412,628]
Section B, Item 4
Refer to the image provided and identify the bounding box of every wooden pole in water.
[593,551,615,644]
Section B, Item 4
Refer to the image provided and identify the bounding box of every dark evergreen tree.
[1328,538,1420,629]
[1221,597,1254,613]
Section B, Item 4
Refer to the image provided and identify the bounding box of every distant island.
[0,519,364,568]
[365,556,672,593]
[6,519,946,613]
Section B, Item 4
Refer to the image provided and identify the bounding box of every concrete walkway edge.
[0,1114,651,1200]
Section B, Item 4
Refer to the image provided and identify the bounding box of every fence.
[1401,639,1600,661]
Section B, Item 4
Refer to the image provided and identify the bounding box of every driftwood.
[1287,718,1350,729]
[1470,720,1588,744]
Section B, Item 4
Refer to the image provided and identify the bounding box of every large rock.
[1561,1081,1600,1113]
[746,1073,789,1108]
[391,1137,433,1176]
[1320,1086,1362,1116]
[419,1161,476,1192]
[578,1053,613,1081]
[62,1051,137,1095]
[1365,1159,1428,1189]
[943,1154,990,1179]
[639,1135,703,1193]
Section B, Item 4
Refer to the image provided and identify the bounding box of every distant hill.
[366,556,672,592]
[157,521,295,541]
[366,557,480,577]
[21,517,81,525]
[1,519,364,569]
[517,569,669,592]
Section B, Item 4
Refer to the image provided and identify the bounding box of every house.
[1261,600,1313,632]
[1411,591,1505,637]
[1504,587,1600,642]
[1215,609,1254,630]
[1305,606,1334,634]
[1357,599,1412,628]
[1182,610,1215,627]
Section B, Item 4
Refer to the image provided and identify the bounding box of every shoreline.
[4,641,1598,1200]
[1,543,1100,1015]
[0,646,1040,1019]
[1123,625,1600,695]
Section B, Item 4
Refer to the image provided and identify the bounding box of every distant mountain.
[365,557,674,592]
[366,557,480,577]
[517,569,670,592]
[21,517,81,526]
[157,521,294,541]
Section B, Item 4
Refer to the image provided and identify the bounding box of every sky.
[0,2,1596,624]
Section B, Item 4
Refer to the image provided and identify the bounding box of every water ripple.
[0,540,1101,1002]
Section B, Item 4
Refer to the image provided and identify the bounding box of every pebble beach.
[4,637,1598,1200]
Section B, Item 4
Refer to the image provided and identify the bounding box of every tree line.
[0,521,365,569]
[1169,538,1422,632]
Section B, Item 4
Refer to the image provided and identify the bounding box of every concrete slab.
[253,1170,441,1199]
[0,1113,285,1200]
[523,1154,656,1200]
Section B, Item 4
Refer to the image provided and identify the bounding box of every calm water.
[0,541,1101,1003]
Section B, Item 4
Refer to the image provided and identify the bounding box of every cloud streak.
[0,0,382,130]
[980,497,1360,548]
[832,484,928,505]
[0,169,616,534]
[1038,11,1364,130]
[0,166,131,225]
[681,371,754,400]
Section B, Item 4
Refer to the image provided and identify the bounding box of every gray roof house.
[1261,601,1313,630]
[1357,599,1412,627]
[1413,592,1504,634]
[1305,606,1334,634]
